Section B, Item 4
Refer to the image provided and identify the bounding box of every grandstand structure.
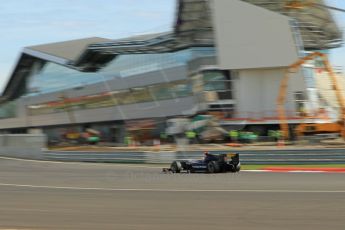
[0,0,343,142]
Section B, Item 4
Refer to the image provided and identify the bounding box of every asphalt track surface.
[0,157,345,230]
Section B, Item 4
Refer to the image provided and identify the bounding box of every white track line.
[0,156,161,168]
[0,182,344,193]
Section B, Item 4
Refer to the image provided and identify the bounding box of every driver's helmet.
[203,151,209,160]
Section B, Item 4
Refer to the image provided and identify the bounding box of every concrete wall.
[233,68,306,117]
[211,0,299,69]
[0,134,46,160]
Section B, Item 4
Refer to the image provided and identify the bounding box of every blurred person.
[186,130,197,144]
[229,130,238,143]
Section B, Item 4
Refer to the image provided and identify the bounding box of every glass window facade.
[202,70,233,100]
[294,91,306,115]
[0,47,215,119]
[208,104,235,119]
[27,80,192,116]
[27,63,107,95]
[0,101,17,119]
[303,67,316,88]
[26,47,216,96]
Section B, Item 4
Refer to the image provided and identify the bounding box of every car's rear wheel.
[171,161,182,173]
[230,162,241,172]
[235,162,241,172]
[207,161,220,173]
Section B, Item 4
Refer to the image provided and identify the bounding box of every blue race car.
[164,152,240,173]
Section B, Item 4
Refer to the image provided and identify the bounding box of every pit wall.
[0,134,46,160]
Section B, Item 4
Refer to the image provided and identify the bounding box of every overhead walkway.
[242,0,343,50]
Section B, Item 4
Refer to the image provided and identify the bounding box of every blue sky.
[0,0,176,92]
[0,0,344,93]
[327,0,345,67]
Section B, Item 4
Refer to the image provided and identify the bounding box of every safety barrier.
[44,148,345,165]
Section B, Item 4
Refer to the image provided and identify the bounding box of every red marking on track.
[263,167,345,173]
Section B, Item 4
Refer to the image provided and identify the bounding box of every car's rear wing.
[226,153,240,164]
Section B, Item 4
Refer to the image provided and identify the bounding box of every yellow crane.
[277,52,345,140]
[285,0,345,12]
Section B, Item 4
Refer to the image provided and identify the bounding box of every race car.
[163,152,240,173]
